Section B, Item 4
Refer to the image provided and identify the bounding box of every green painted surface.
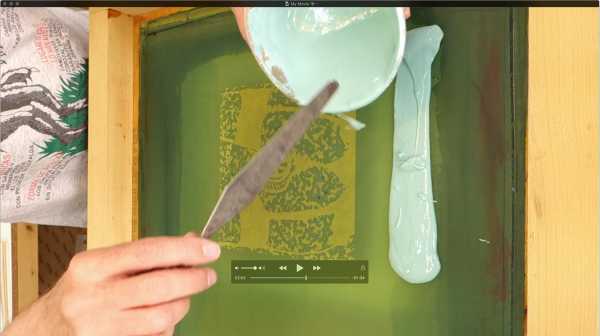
[140,8,526,336]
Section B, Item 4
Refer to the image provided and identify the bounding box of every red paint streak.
[478,44,509,302]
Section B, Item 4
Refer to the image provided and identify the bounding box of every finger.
[183,232,197,238]
[160,326,175,336]
[140,326,175,336]
[112,267,217,309]
[124,298,191,336]
[85,236,220,279]
[404,8,411,19]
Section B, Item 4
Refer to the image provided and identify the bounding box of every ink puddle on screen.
[389,25,443,284]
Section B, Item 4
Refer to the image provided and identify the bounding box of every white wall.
[0,222,13,331]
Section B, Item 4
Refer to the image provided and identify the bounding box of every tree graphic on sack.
[0,58,88,156]
[39,60,88,156]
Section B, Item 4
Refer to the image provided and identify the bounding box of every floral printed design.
[267,214,334,253]
[219,88,242,140]
[216,83,355,259]
[260,166,345,212]
[261,111,347,164]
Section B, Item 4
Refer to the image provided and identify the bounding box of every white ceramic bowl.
[246,7,406,113]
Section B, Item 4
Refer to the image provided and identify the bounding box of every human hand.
[232,7,411,44]
[4,234,220,336]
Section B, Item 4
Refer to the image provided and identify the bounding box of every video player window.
[139,7,525,335]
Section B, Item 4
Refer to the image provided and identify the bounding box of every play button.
[296,264,303,272]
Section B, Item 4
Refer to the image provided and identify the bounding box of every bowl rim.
[245,7,407,114]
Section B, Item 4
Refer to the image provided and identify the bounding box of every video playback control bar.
[231,260,368,284]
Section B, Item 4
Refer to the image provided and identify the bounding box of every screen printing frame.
[83,6,599,336]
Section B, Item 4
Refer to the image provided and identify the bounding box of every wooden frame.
[526,8,599,335]
[87,7,198,249]
[88,8,137,248]
[11,223,38,315]
[87,7,599,335]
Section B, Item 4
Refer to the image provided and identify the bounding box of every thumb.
[183,232,198,238]
[159,326,175,336]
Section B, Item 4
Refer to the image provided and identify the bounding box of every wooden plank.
[527,8,599,336]
[132,16,141,240]
[88,7,198,248]
[88,8,136,249]
[11,223,38,314]
[109,7,161,16]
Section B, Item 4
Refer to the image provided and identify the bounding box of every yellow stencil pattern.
[216,83,356,259]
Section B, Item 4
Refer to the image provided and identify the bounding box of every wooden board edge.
[132,16,141,241]
[88,7,218,247]
[526,8,599,336]
[108,7,161,16]
[88,8,136,248]
[11,223,38,315]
